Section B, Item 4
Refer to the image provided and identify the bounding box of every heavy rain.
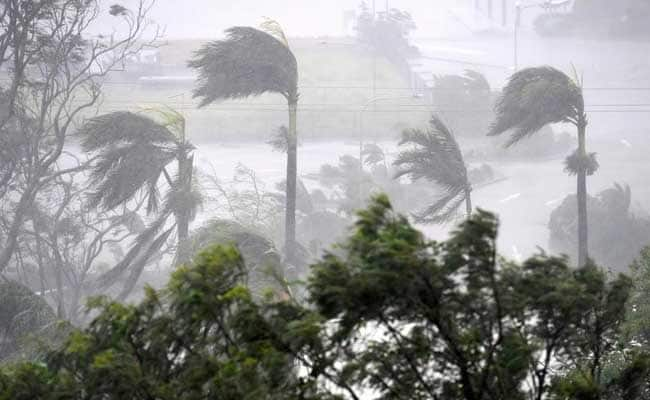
[1,0,650,398]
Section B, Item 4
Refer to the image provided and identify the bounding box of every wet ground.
[194,131,650,263]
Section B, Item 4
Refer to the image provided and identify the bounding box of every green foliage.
[0,245,329,399]
[625,247,650,343]
[177,219,288,298]
[307,195,634,399]
[0,196,644,399]
[0,281,59,362]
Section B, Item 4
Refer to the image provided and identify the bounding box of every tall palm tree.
[188,22,300,263]
[488,66,597,267]
[394,115,472,223]
[78,109,201,296]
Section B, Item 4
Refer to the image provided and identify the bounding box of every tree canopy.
[0,195,646,399]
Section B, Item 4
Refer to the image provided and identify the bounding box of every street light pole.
[357,94,423,207]
[514,1,521,71]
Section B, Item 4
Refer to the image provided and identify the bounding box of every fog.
[2,0,650,391]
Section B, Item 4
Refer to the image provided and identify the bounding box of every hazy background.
[91,0,650,263]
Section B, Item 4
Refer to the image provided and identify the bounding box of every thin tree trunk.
[174,115,193,265]
[284,100,298,264]
[577,118,589,267]
[0,186,36,272]
[465,188,473,217]
[175,153,192,248]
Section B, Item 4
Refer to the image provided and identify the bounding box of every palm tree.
[188,21,300,263]
[488,66,597,267]
[394,115,472,223]
[78,109,201,296]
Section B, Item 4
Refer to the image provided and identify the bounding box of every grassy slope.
[100,38,430,143]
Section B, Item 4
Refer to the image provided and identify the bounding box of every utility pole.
[514,2,521,71]
[488,0,493,19]
[502,0,507,26]
[372,0,377,110]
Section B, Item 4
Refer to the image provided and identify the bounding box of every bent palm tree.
[188,22,300,263]
[78,110,201,297]
[394,115,472,223]
[488,66,596,267]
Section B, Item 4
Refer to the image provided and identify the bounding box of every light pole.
[514,0,549,72]
[357,94,424,207]
[514,1,521,71]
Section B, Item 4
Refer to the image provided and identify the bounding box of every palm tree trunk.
[284,100,298,264]
[465,188,473,217]
[577,118,589,267]
[175,152,193,264]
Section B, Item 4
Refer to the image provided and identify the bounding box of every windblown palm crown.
[188,26,298,105]
[394,115,471,223]
[488,66,584,146]
[79,111,182,214]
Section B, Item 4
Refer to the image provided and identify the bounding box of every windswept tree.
[488,66,596,266]
[188,21,300,264]
[394,115,472,223]
[78,109,201,298]
[0,0,158,273]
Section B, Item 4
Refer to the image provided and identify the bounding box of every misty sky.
[101,0,468,39]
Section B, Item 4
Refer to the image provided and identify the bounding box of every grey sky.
[102,0,472,39]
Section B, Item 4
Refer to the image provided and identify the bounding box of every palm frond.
[599,182,631,214]
[260,17,289,47]
[563,150,599,176]
[394,115,469,192]
[267,125,290,153]
[394,115,471,224]
[361,143,386,166]
[164,180,203,223]
[140,106,186,140]
[78,112,179,211]
[117,225,175,300]
[488,66,582,147]
[78,111,177,153]
[93,208,173,290]
[85,142,176,211]
[188,26,298,107]
[413,187,467,224]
